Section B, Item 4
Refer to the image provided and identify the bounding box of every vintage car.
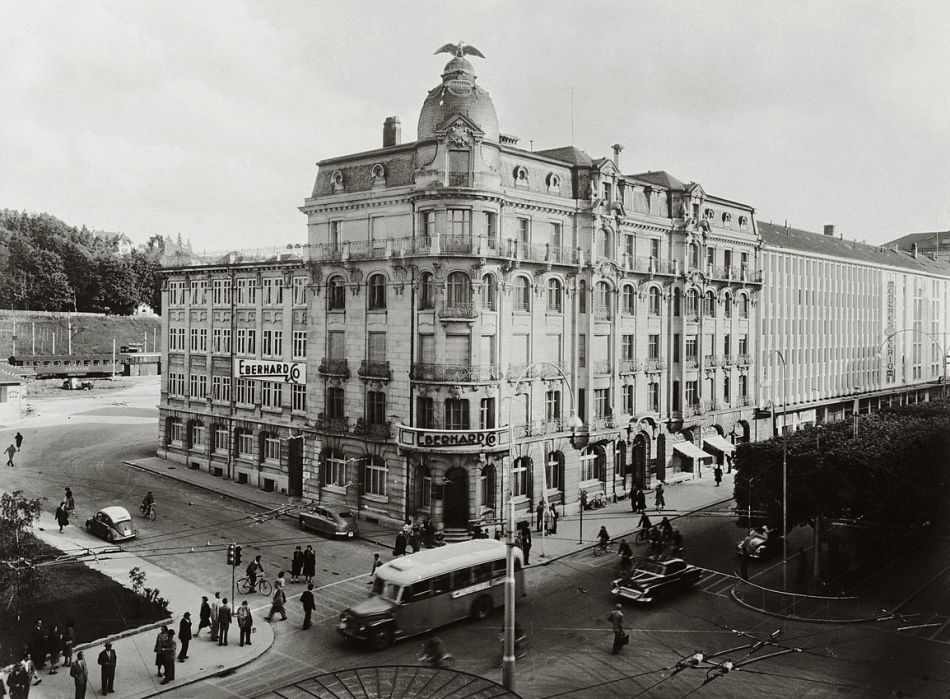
[736,528,784,560]
[298,505,358,538]
[85,506,136,543]
[611,557,702,603]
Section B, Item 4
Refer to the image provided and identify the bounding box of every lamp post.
[877,329,948,400]
[503,360,587,691]
[768,350,788,592]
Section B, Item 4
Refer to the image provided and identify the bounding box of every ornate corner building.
[157,46,950,534]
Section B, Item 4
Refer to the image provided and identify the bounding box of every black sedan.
[85,506,136,543]
[611,558,702,603]
[298,505,358,538]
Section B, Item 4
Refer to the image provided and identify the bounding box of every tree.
[0,490,45,555]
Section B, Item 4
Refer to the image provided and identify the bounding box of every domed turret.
[418,44,499,142]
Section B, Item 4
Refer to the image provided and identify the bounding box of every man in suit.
[301,583,316,629]
[97,642,116,695]
[70,650,88,699]
[218,598,233,645]
[177,612,192,661]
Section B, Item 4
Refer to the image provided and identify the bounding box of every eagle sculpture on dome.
[434,42,486,59]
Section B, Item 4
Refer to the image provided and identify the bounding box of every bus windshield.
[372,576,402,603]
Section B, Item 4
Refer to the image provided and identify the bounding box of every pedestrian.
[638,512,653,536]
[267,580,287,622]
[64,488,75,513]
[618,538,634,575]
[408,523,422,553]
[46,623,62,674]
[153,625,168,677]
[795,547,808,584]
[5,443,15,468]
[210,592,221,641]
[159,629,176,684]
[519,523,532,565]
[15,432,23,451]
[69,650,88,699]
[608,603,626,654]
[96,641,116,695]
[177,612,192,662]
[635,487,646,514]
[30,619,46,670]
[535,501,545,533]
[543,505,552,534]
[55,502,70,533]
[7,658,30,699]
[654,482,666,510]
[659,517,673,541]
[197,595,212,637]
[714,465,723,487]
[218,598,233,645]
[22,648,41,687]
[370,552,381,577]
[236,600,253,646]
[303,545,316,584]
[301,583,316,629]
[291,545,303,583]
[393,530,408,557]
[62,618,75,667]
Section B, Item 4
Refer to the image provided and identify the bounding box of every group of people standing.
[289,545,317,584]
[393,518,442,556]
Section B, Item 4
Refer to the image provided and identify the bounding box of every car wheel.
[471,595,494,621]
[368,626,393,652]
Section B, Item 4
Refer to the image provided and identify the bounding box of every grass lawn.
[0,534,170,665]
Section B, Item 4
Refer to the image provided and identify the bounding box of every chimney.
[823,224,835,237]
[612,144,624,171]
[912,243,918,259]
[383,116,401,147]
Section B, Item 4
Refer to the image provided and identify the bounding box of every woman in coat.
[290,546,304,583]
[302,545,316,584]
[46,624,62,674]
[62,618,76,667]
[153,626,169,677]
[55,503,70,533]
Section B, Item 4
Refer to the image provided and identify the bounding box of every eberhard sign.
[233,359,306,384]
[417,430,499,448]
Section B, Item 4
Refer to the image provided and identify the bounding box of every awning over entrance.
[703,434,736,454]
[673,441,714,460]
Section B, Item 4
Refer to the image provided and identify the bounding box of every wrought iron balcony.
[448,172,470,187]
[538,361,568,379]
[319,358,350,378]
[592,359,613,375]
[684,357,700,369]
[684,313,700,323]
[315,414,348,433]
[704,355,720,367]
[737,354,752,366]
[644,359,667,373]
[352,419,392,440]
[739,396,754,406]
[619,359,642,374]
[507,363,539,380]
[686,403,703,416]
[411,363,501,383]
[358,360,392,381]
[722,355,735,366]
[593,307,612,321]
[441,235,476,254]
[592,414,616,430]
[438,302,479,320]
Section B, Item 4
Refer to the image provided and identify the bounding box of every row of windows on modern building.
[167,276,309,307]
[168,328,308,356]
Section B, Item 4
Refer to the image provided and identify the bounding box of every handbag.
[621,632,630,646]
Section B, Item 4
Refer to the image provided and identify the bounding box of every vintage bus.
[338,539,525,650]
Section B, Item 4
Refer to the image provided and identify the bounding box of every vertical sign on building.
[885,281,896,382]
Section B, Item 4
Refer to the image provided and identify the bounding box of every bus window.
[473,562,492,583]
[432,573,451,595]
[493,559,506,577]
[452,567,473,590]
[408,580,431,601]
[372,578,402,602]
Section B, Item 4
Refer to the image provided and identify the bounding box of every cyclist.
[617,538,634,575]
[597,525,610,552]
[637,512,653,541]
[141,491,155,518]
[670,529,684,555]
[246,555,264,592]
[420,637,450,668]
[659,516,673,541]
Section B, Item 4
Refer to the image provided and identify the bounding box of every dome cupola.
[417,42,499,142]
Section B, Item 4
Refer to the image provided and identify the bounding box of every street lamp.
[768,350,788,592]
[503,360,587,691]
[877,329,948,400]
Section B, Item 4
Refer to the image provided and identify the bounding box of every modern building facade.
[156,47,950,534]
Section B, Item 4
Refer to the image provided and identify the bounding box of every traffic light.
[233,545,242,567]
[227,543,235,566]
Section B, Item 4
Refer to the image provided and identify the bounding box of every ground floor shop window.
[363,457,387,496]
[237,431,254,458]
[324,449,346,487]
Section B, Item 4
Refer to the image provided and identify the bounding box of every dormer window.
[514,166,529,187]
[371,163,386,186]
[449,150,470,187]
[546,173,561,193]
[704,208,715,219]
[721,212,732,224]
[738,215,748,229]
[330,170,344,193]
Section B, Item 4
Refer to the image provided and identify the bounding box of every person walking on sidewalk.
[55,502,70,533]
[654,482,666,511]
[46,624,62,674]
[153,626,169,677]
[69,651,87,699]
[5,443,16,468]
[535,501,545,533]
[210,592,221,641]
[518,523,532,565]
[15,432,23,451]
[548,503,559,534]
[608,604,626,655]
[64,488,75,514]
[303,545,316,584]
[267,579,288,622]
[393,530,408,557]
[218,599,233,645]
[30,619,46,670]
[237,600,253,646]
[714,465,723,487]
[62,619,75,667]
[177,612,192,662]
[197,596,212,637]
[96,642,116,695]
[159,630,176,684]
[634,487,646,514]
[291,546,303,583]
[301,583,316,629]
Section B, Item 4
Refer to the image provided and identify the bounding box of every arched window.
[580,446,605,482]
[482,274,497,311]
[595,281,611,318]
[419,271,434,309]
[704,291,716,317]
[723,292,732,318]
[362,455,387,496]
[740,294,750,318]
[578,280,587,314]
[367,274,386,310]
[673,287,682,317]
[327,275,346,311]
[480,464,496,509]
[547,279,563,312]
[622,285,636,315]
[513,276,531,312]
[648,287,661,316]
[322,448,347,487]
[446,271,472,307]
[512,456,531,497]
[545,451,564,492]
[686,289,699,318]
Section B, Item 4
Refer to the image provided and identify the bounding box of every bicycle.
[139,503,157,521]
[634,528,650,545]
[237,576,273,596]
[593,540,613,557]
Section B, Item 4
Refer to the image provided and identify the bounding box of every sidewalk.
[25,509,275,699]
[127,455,736,565]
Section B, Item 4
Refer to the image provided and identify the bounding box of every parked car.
[299,505,358,538]
[611,557,702,603]
[62,378,94,390]
[736,528,784,560]
[85,506,136,543]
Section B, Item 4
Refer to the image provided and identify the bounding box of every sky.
[2,1,949,252]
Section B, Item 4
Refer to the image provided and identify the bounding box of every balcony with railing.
[593,307,612,321]
[411,363,501,383]
[722,355,735,366]
[319,358,350,378]
[684,356,700,370]
[738,396,754,407]
[592,359,613,375]
[591,414,617,430]
[686,403,703,416]
[352,419,392,440]
[704,355,721,367]
[315,414,348,433]
[511,420,569,439]
[441,235,477,254]
[448,172,470,187]
[644,359,667,373]
[507,363,539,381]
[619,358,642,374]
[438,301,479,320]
[684,312,700,324]
[702,400,720,412]
[358,360,392,381]
[737,354,752,366]
[538,361,569,379]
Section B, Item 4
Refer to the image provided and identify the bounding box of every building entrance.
[287,436,303,497]
[443,467,469,527]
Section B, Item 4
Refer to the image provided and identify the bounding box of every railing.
[684,357,699,369]
[507,363,539,380]
[592,359,612,375]
[161,245,304,267]
[352,420,392,440]
[737,354,752,366]
[448,172,470,187]
[732,577,875,622]
[644,359,667,372]
[319,358,350,377]
[538,361,568,379]
[704,355,720,367]
[738,396,754,406]
[686,403,703,416]
[703,400,719,412]
[684,313,700,323]
[593,307,611,321]
[315,414,348,433]
[619,358,642,374]
[358,360,392,381]
[411,363,501,383]
[592,414,616,430]
[438,302,479,320]
[722,355,735,366]
[441,235,476,254]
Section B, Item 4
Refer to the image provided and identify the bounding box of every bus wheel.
[471,596,494,621]
[368,627,393,652]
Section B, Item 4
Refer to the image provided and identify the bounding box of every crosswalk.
[248,573,373,625]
